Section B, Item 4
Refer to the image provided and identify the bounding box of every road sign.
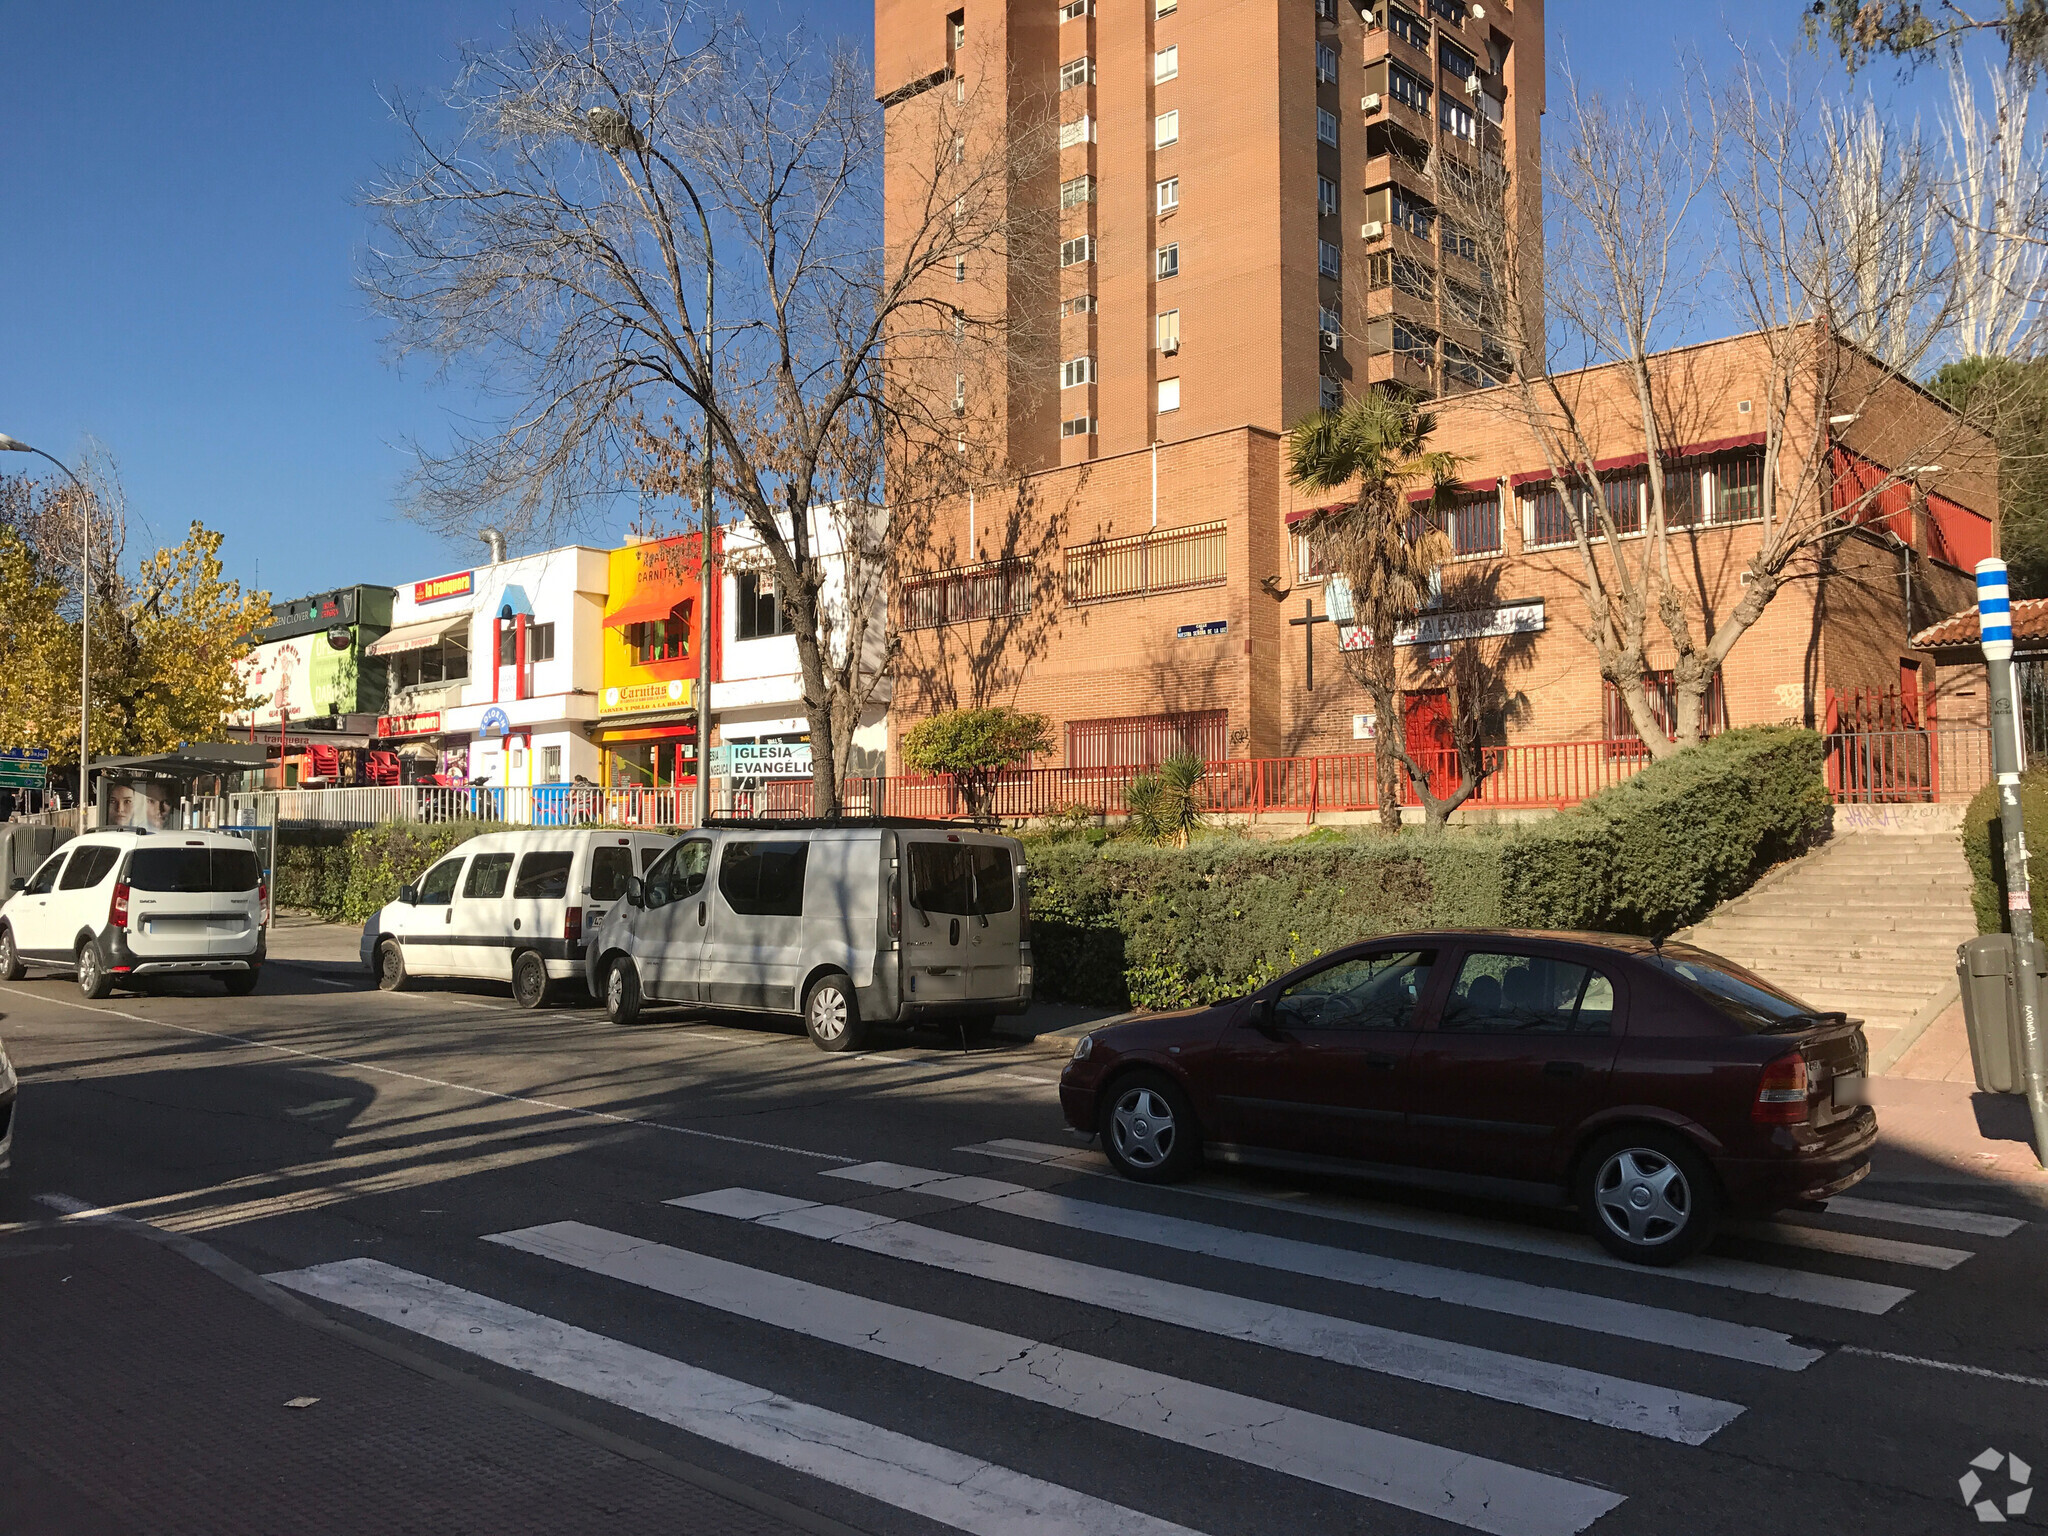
[0,761,49,789]
[0,747,51,762]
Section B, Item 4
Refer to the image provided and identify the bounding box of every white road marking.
[269,1258,1214,1536]
[958,1140,1913,1315]
[489,1221,1624,1536]
[1823,1195,2026,1239]
[1838,1345,2048,1390]
[0,985,855,1164]
[308,977,355,989]
[830,1161,1819,1369]
[282,1097,355,1120]
[1728,1221,1972,1270]
[673,1187,1744,1443]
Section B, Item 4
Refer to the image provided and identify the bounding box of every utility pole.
[1977,557,2048,1168]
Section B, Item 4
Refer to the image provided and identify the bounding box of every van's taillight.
[258,881,268,924]
[110,882,130,930]
[888,872,901,939]
[1753,1052,1810,1124]
[565,905,582,942]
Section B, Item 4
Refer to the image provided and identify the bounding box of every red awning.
[605,589,691,629]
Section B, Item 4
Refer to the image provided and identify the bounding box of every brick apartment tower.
[875,0,1546,470]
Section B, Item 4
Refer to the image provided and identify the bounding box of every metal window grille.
[1523,485,1574,547]
[1665,467,1704,529]
[1064,520,1226,605]
[1066,710,1227,769]
[1603,671,1727,742]
[901,559,1035,631]
[1601,474,1644,535]
[1449,493,1501,555]
[1715,453,1765,523]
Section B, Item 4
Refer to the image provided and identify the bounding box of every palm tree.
[1285,389,1489,833]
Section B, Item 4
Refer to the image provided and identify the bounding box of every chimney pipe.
[479,527,507,564]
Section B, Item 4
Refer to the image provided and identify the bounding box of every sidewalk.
[0,1213,825,1536]
[1871,996,2048,1202]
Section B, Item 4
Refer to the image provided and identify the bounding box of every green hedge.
[1500,726,1831,935]
[1964,774,2048,934]
[277,820,506,925]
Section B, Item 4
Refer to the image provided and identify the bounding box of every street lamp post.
[0,435,92,819]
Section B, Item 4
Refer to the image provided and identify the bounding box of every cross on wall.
[1288,597,1331,691]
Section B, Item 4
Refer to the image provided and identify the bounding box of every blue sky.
[0,1,1929,602]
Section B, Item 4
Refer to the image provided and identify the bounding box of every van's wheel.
[0,926,24,981]
[223,968,260,996]
[1576,1127,1720,1265]
[376,940,409,992]
[604,956,642,1026]
[512,950,551,1010]
[77,940,113,1000]
[1101,1069,1202,1184]
[804,972,866,1053]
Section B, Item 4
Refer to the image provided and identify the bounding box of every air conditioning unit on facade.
[1161,338,1179,354]
[1465,71,1484,95]
[1320,329,1341,351]
[1360,220,1385,239]
[1361,92,1382,112]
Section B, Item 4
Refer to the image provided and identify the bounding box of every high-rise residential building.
[875,0,1545,469]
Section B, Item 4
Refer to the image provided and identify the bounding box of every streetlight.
[0,434,93,818]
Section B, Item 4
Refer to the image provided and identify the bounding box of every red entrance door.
[1403,690,1456,798]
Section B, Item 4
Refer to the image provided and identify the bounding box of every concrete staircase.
[1677,829,1978,1070]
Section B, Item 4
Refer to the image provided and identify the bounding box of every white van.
[0,828,266,997]
[363,829,676,1007]
[584,822,1033,1050]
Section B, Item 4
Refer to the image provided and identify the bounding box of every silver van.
[585,823,1032,1050]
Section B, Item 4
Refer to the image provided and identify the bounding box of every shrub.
[277,820,505,925]
[1500,725,1831,934]
[1964,774,2048,934]
[901,707,1052,824]
[1123,753,1207,847]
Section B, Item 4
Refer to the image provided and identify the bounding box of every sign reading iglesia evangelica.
[1339,598,1546,652]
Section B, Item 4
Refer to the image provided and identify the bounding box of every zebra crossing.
[265,1140,2030,1536]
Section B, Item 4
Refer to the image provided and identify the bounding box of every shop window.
[737,571,795,639]
[608,737,697,787]
[392,635,469,691]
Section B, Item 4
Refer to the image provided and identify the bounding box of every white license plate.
[1833,1070,1866,1108]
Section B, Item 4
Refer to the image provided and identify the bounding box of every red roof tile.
[1913,597,2048,653]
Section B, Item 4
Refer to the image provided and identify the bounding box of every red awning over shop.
[604,589,692,629]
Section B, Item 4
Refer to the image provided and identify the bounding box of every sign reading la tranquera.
[1337,597,1546,652]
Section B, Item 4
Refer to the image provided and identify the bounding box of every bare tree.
[1939,57,2048,348]
[362,1,1055,815]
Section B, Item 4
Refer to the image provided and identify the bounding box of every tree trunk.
[1371,679,1403,833]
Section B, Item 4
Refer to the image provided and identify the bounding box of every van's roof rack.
[700,815,984,831]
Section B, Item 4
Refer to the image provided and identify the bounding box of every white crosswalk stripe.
[824,1161,1818,1368]
[486,1218,1626,1536]
[267,1257,1214,1536]
[957,1140,1915,1314]
[670,1185,1746,1442]
[1822,1194,2026,1238]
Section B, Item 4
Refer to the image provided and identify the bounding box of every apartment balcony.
[1361,283,1440,333]
[1359,220,1439,270]
[1361,347,1438,398]
[1362,150,1434,201]
[1359,24,1432,74]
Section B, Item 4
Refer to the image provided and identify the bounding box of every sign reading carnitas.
[601,678,693,714]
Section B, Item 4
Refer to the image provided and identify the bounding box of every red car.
[1058,930,1875,1264]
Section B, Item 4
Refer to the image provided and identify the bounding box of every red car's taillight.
[110,882,130,930]
[565,905,582,942]
[1752,1052,1810,1124]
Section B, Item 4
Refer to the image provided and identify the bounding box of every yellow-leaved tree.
[0,531,84,760]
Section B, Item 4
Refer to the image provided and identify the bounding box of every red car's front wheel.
[1101,1070,1202,1184]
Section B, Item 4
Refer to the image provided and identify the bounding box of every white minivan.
[584,823,1033,1050]
[0,829,266,997]
[363,829,676,1007]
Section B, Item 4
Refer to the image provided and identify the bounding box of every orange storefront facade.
[596,532,716,787]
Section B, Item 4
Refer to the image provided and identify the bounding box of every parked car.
[0,829,266,998]
[1058,930,1875,1264]
[363,829,676,1006]
[0,1031,15,1178]
[586,821,1032,1051]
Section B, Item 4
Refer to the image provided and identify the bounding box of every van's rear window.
[126,846,261,894]
[908,843,1015,916]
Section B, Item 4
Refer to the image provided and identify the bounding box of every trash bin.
[1958,935,2036,1094]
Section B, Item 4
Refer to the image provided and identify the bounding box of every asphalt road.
[3,955,2046,1536]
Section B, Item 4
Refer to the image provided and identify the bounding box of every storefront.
[596,533,712,786]
[368,567,475,782]
[231,584,396,786]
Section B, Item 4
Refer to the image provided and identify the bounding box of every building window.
[1318,239,1341,278]
[1155,45,1179,82]
[1064,520,1225,604]
[632,609,691,663]
[1598,473,1646,535]
[1156,309,1180,350]
[1061,415,1094,438]
[1440,98,1475,141]
[953,372,966,414]
[1060,0,1091,20]
[1430,0,1467,23]
[954,135,965,163]
[901,558,1034,630]
[1062,355,1095,388]
[1320,377,1344,411]
[954,257,966,282]
[390,634,470,691]
[1603,671,1727,743]
[1060,173,1095,209]
[1390,252,1434,299]
[1389,63,1431,113]
[1155,109,1180,147]
[1316,42,1338,83]
[1389,185,1435,238]
[1157,242,1180,278]
[1388,5,1428,49]
[1392,319,1435,366]
[497,621,556,665]
[1067,710,1227,768]
[1157,176,1180,213]
[1319,304,1343,335]
[1061,293,1097,315]
[1522,485,1581,549]
[950,10,966,50]
[1447,492,1503,556]
[1060,235,1094,267]
[1060,55,1093,89]
[1714,454,1766,523]
[1318,175,1338,216]
[1158,376,1181,412]
[1059,114,1093,148]
[1316,107,1339,146]
[1155,0,1176,16]
[736,571,794,640]
[1440,221,1476,261]
[1442,342,1483,389]
[1438,38,1475,79]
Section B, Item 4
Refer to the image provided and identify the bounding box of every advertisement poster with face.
[106,780,171,830]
